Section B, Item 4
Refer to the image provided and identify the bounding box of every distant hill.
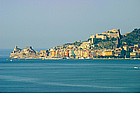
[120,28,140,46]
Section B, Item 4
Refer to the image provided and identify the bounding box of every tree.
[120,48,126,58]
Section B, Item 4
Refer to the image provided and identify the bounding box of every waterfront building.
[130,52,138,58]
[90,50,95,58]
[80,49,84,58]
[95,50,103,57]
[74,49,79,59]
[39,50,48,58]
[57,49,62,58]
[82,50,89,58]
[55,49,59,58]
[64,50,69,57]
[114,48,122,57]
[61,49,65,57]
[50,48,56,58]
[69,50,75,58]
[102,50,114,57]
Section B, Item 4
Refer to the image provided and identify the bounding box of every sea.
[0,51,140,93]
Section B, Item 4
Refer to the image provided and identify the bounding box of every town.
[10,28,140,59]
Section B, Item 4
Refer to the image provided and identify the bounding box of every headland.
[10,28,140,60]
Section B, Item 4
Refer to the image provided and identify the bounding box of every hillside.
[89,28,140,48]
[120,28,140,46]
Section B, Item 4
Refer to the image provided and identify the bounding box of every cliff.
[10,46,39,59]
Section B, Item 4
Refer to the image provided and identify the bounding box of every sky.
[0,0,140,50]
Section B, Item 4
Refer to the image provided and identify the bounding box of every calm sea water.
[0,58,140,93]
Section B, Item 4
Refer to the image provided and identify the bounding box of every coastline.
[7,57,140,61]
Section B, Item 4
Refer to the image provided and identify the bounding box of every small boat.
[134,66,138,69]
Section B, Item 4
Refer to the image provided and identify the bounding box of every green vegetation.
[93,37,118,49]
[120,28,140,46]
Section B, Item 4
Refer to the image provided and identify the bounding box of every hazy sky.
[0,0,140,49]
